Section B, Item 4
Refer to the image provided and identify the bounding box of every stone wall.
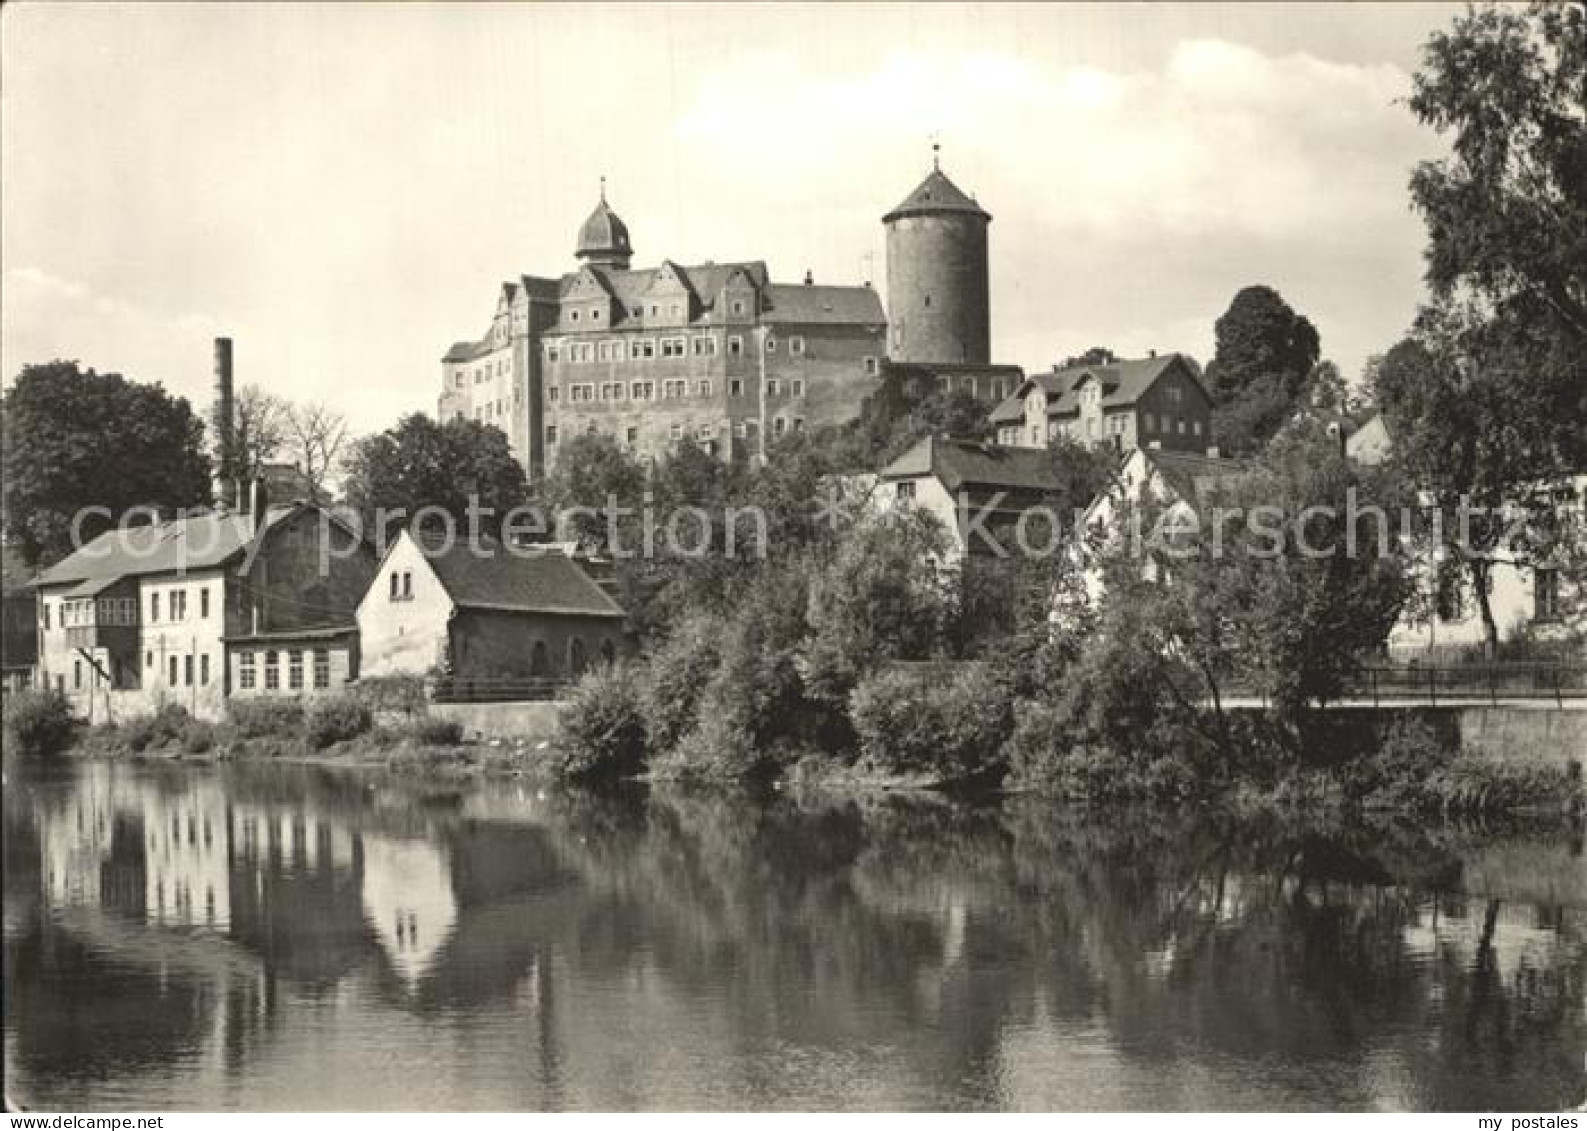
[429,698,564,743]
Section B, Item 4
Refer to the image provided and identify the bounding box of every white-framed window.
[239,651,256,690]
[773,417,787,436]
[789,336,805,355]
[729,379,744,397]
[696,423,713,441]
[546,344,560,363]
[570,309,580,323]
[570,384,596,402]
[697,379,712,397]
[547,425,558,444]
[631,380,655,400]
[264,650,279,691]
[601,382,624,401]
[661,337,686,358]
[591,308,602,322]
[791,379,804,397]
[731,299,746,315]
[692,335,717,357]
[1192,419,1203,436]
[793,417,805,432]
[313,648,330,689]
[631,339,656,360]
[765,337,777,354]
[663,379,688,399]
[199,587,209,618]
[896,481,916,501]
[150,592,160,622]
[670,422,684,440]
[1167,384,1184,405]
[767,378,781,396]
[625,426,639,444]
[728,336,743,357]
[288,650,304,691]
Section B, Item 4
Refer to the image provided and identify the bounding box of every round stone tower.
[883,155,991,365]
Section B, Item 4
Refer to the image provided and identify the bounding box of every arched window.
[530,640,549,678]
[568,638,587,677]
[600,639,617,667]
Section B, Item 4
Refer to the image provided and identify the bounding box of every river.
[3,758,1584,1111]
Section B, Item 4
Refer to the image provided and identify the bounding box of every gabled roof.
[413,534,626,619]
[34,505,302,589]
[1140,448,1259,511]
[999,354,1205,422]
[883,168,991,223]
[760,283,885,325]
[879,435,1060,495]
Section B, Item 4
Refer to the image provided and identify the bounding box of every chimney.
[803,270,814,286]
[212,337,235,511]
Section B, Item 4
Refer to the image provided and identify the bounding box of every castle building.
[439,186,887,480]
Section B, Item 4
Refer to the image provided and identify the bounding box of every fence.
[1229,662,1587,710]
[427,675,571,704]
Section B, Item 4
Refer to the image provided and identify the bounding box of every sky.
[2,2,1463,438]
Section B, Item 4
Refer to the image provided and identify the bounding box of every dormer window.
[592,309,601,322]
[731,300,746,315]
[571,310,580,322]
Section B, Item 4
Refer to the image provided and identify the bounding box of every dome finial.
[932,138,940,171]
[599,174,606,203]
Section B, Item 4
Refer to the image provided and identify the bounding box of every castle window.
[549,386,560,402]
[773,417,787,436]
[765,337,777,354]
[697,423,713,441]
[767,379,781,396]
[728,336,743,357]
[864,357,879,376]
[698,379,712,397]
[793,417,805,433]
[662,379,687,399]
[791,379,804,397]
[789,336,805,355]
[201,654,210,686]
[650,305,660,316]
[896,481,915,501]
[729,379,743,397]
[671,303,682,318]
[661,336,686,358]
[631,380,655,400]
[731,300,746,315]
[631,306,642,318]
[625,426,639,444]
[547,345,560,363]
[670,423,683,440]
[592,309,602,322]
[547,425,558,444]
[692,335,717,357]
[924,294,932,308]
[570,310,580,323]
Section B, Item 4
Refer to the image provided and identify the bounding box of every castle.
[438,159,1019,479]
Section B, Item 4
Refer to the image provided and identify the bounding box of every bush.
[554,663,648,781]
[3,689,77,758]
[305,695,372,750]
[849,663,1013,783]
[357,674,431,720]
[227,697,304,739]
[179,718,219,754]
[640,614,720,755]
[124,702,196,752]
[1342,716,1578,814]
[410,716,463,746]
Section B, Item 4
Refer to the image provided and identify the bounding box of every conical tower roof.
[883,167,990,223]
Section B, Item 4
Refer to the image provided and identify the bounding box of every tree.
[2,361,211,568]
[1371,2,1587,654]
[541,432,648,552]
[1204,286,1322,455]
[341,413,528,545]
[283,402,347,501]
[231,385,288,481]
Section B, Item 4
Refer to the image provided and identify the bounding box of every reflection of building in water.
[360,834,457,984]
[142,780,232,928]
[39,777,116,908]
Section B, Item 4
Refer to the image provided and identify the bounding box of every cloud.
[671,39,1437,378]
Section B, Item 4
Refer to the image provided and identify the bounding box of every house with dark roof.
[32,492,376,720]
[990,352,1212,456]
[2,541,38,691]
[357,528,628,689]
[878,434,1068,558]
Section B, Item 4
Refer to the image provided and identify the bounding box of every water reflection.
[3,760,1583,1111]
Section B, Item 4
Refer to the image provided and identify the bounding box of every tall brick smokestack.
[212,337,235,511]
